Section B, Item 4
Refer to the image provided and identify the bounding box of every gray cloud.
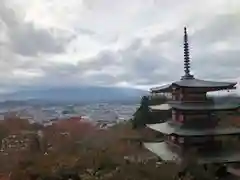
[192,14,240,47]
[38,37,180,87]
[147,13,240,84]
[0,0,239,92]
[0,1,68,56]
[83,12,240,86]
[33,13,240,89]
[118,39,179,84]
[193,49,240,80]
[8,25,64,56]
[77,28,96,36]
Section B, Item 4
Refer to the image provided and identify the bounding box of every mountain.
[0,86,148,104]
[211,94,240,104]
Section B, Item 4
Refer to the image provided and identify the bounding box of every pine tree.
[132,96,152,128]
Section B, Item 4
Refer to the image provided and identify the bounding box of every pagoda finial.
[181,27,194,80]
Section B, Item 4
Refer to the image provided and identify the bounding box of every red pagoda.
[144,27,240,168]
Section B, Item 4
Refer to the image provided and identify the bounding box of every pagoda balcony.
[169,101,239,111]
[150,92,172,98]
[164,136,216,151]
[149,104,172,111]
[164,133,238,150]
[164,136,229,156]
[149,101,239,112]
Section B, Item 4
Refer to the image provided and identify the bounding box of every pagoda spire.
[181,27,194,80]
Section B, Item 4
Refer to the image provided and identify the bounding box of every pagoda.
[144,27,240,167]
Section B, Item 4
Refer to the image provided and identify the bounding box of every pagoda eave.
[144,142,240,164]
[147,122,240,136]
[227,164,240,177]
[172,79,237,90]
[150,80,237,93]
[144,142,181,162]
[150,84,172,93]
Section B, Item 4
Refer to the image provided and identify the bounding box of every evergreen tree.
[0,126,8,142]
[132,96,152,128]
[29,135,42,153]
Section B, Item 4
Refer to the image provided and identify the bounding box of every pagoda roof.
[147,122,240,136]
[151,79,237,93]
[150,84,172,93]
[227,164,240,177]
[144,142,180,162]
[173,78,237,89]
[169,102,239,111]
[144,142,240,164]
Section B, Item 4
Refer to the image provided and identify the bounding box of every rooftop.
[147,122,240,136]
[173,79,237,88]
[151,79,237,93]
[144,142,180,162]
[227,164,240,177]
[144,142,240,164]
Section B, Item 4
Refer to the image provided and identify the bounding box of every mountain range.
[0,86,239,106]
[211,94,240,104]
[0,86,148,104]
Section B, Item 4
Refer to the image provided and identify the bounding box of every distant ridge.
[0,86,148,104]
[210,94,240,104]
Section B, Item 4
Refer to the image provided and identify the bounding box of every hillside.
[211,95,240,104]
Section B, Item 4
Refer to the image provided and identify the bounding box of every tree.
[29,136,41,152]
[0,126,9,142]
[132,96,152,128]
[177,148,215,180]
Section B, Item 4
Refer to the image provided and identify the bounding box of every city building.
[144,27,240,173]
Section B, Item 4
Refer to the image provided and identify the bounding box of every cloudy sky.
[0,0,240,93]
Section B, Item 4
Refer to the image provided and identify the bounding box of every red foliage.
[0,117,31,134]
[0,174,10,180]
[53,118,97,137]
[41,118,98,153]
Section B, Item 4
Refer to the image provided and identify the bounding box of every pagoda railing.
[168,99,215,105]
[150,92,172,99]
